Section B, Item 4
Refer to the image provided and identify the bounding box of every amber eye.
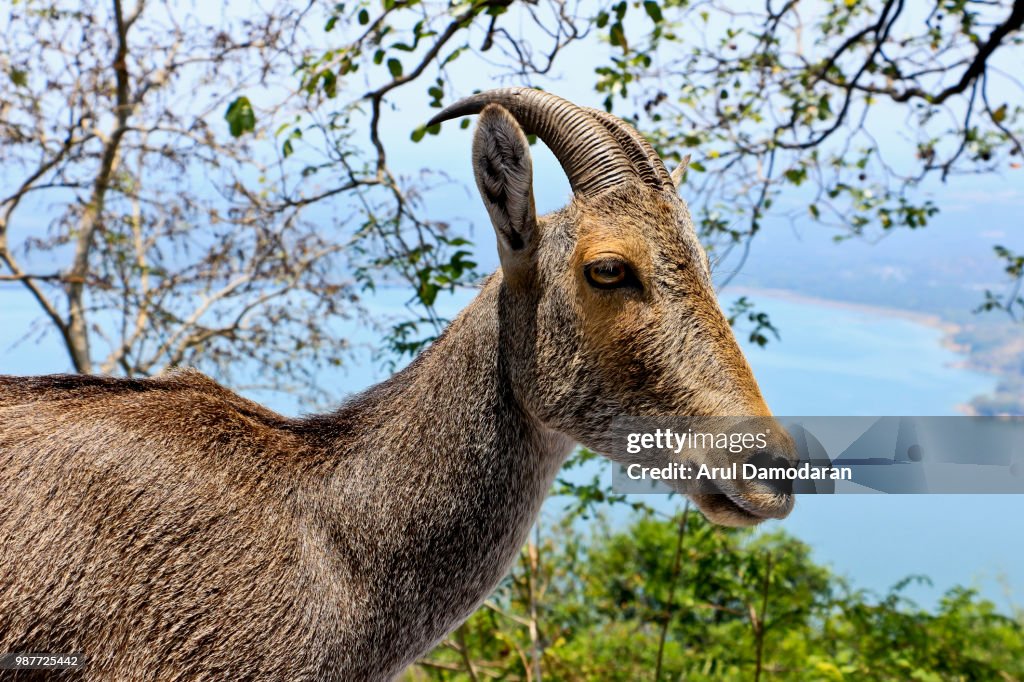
[584,259,638,290]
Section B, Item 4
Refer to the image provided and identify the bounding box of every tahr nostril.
[745,449,797,495]
[746,448,795,471]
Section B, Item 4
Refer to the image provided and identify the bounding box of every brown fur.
[0,101,794,680]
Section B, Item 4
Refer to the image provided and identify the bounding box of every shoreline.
[729,286,970,356]
[728,286,1005,415]
[728,286,959,335]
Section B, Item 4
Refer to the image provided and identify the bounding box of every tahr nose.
[744,447,798,495]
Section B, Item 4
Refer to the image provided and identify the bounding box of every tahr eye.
[584,259,637,290]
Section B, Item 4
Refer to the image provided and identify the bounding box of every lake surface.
[1,285,1019,610]
[731,294,995,416]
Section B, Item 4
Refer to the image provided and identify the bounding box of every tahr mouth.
[690,477,795,528]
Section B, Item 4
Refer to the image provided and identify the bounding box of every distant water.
[725,294,1020,612]
[729,294,997,416]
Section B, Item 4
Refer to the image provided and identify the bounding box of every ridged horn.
[584,107,673,190]
[427,88,636,198]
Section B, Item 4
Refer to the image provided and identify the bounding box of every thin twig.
[654,501,691,681]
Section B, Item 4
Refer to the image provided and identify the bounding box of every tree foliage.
[301,0,1024,314]
[0,0,486,396]
[589,0,1024,309]
[406,507,1024,680]
[1,0,360,397]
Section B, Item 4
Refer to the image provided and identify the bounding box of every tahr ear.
[670,154,691,190]
[472,104,538,284]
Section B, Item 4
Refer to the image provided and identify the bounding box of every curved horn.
[427,88,636,198]
[584,107,673,190]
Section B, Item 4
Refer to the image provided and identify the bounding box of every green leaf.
[609,22,628,50]
[418,281,438,306]
[643,1,663,23]
[9,68,27,87]
[387,58,403,78]
[441,47,465,67]
[224,96,256,137]
[357,8,369,25]
[784,167,807,185]
[321,71,337,98]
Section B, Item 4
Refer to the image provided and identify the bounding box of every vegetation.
[406,505,1024,680]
